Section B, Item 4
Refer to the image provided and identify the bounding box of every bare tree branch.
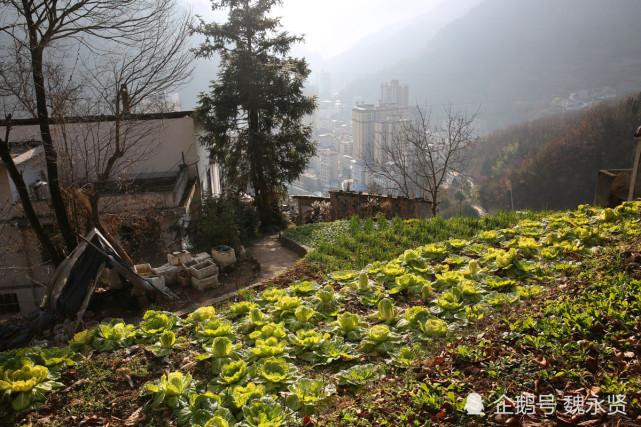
[363,105,479,216]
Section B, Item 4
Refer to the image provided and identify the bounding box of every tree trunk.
[88,193,134,266]
[28,42,77,254]
[0,124,64,264]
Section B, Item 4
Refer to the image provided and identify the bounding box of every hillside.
[339,0,641,130]
[476,92,641,212]
[1,203,640,426]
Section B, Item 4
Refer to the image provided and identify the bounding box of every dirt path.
[245,233,302,285]
[171,234,302,316]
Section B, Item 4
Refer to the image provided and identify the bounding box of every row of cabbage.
[1,202,639,426]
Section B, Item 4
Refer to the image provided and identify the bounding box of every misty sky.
[182,0,446,58]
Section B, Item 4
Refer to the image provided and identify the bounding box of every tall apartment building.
[380,79,409,108]
[352,102,408,166]
[352,104,377,164]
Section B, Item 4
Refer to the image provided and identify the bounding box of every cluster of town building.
[293,79,413,196]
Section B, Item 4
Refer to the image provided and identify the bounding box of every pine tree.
[193,0,317,227]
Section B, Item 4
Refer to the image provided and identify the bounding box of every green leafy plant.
[248,323,287,343]
[254,357,298,389]
[0,359,63,411]
[196,318,235,345]
[209,360,249,392]
[225,301,257,320]
[391,273,429,295]
[147,371,196,410]
[431,292,465,320]
[198,336,242,374]
[360,324,402,355]
[137,310,181,343]
[388,346,420,368]
[336,364,384,392]
[285,305,316,331]
[284,378,336,414]
[250,337,287,359]
[313,285,340,315]
[186,306,217,327]
[176,392,233,427]
[289,280,319,295]
[241,396,294,427]
[147,330,189,357]
[331,312,366,342]
[370,298,399,323]
[419,318,448,339]
[313,336,358,366]
[229,382,266,409]
[91,319,135,352]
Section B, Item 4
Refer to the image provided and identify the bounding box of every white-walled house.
[0,111,220,315]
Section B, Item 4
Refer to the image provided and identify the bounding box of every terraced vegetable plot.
[282,211,547,272]
[1,203,640,426]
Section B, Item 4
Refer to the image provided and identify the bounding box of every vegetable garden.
[1,203,640,425]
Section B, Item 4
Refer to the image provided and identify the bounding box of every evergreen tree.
[193,0,317,227]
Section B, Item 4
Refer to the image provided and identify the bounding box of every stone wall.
[329,191,431,220]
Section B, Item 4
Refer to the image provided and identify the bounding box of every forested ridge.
[477,92,641,211]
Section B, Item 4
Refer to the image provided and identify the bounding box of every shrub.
[188,197,258,252]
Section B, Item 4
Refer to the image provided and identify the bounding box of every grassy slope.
[282,211,547,272]
[1,206,640,426]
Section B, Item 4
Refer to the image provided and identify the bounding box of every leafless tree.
[0,0,194,261]
[0,0,190,255]
[364,106,479,217]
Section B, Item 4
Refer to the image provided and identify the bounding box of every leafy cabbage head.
[211,336,233,358]
[437,292,463,311]
[159,372,192,397]
[420,319,448,338]
[0,362,49,393]
[394,273,428,292]
[405,306,430,329]
[337,364,382,389]
[249,307,267,324]
[249,323,287,341]
[294,305,315,323]
[368,324,392,342]
[261,288,286,303]
[421,284,433,301]
[358,273,369,290]
[140,311,178,336]
[251,337,286,357]
[232,382,265,408]
[159,330,176,349]
[100,320,134,341]
[241,396,288,427]
[276,295,302,311]
[381,262,406,277]
[257,357,295,384]
[378,298,396,320]
[219,360,248,386]
[288,378,335,404]
[459,280,482,297]
[203,416,229,427]
[337,313,360,332]
[186,306,216,325]
[290,280,319,295]
[228,301,257,317]
[317,285,336,303]
[199,319,234,339]
[293,329,324,349]
[466,260,481,276]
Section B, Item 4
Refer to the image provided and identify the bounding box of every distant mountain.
[322,0,482,92]
[338,0,641,130]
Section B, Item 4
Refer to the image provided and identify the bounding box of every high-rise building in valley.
[380,79,409,108]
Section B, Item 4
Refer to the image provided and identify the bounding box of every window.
[0,293,20,314]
